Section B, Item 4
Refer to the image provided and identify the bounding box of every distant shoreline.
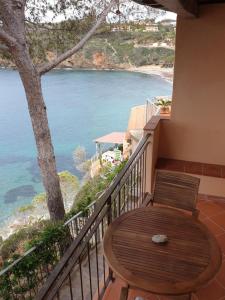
[126,65,174,83]
[0,64,174,83]
[55,65,174,83]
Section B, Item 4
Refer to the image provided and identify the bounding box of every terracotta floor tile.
[216,261,225,288]
[202,218,225,236]
[208,195,225,202]
[102,278,126,300]
[160,294,199,300]
[196,202,205,210]
[197,194,209,201]
[198,212,208,222]
[159,295,192,300]
[195,279,225,300]
[217,234,225,255]
[210,199,225,211]
[211,212,225,230]
[129,289,159,300]
[198,202,224,217]
[196,202,209,218]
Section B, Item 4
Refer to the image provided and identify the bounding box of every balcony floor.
[103,194,225,300]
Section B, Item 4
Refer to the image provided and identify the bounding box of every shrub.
[0,226,41,260]
[0,221,71,300]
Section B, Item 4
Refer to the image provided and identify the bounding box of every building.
[158,18,176,27]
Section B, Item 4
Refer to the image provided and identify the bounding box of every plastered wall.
[159,4,225,165]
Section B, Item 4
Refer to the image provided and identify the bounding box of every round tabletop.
[103,206,222,295]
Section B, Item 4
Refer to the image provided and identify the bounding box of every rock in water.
[4,185,36,203]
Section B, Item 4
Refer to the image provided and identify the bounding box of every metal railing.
[36,134,150,300]
[146,99,160,122]
[0,202,96,300]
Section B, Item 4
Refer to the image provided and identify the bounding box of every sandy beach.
[127,65,174,82]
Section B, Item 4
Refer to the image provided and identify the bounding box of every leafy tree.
[0,0,163,221]
[0,0,116,221]
[73,146,91,173]
[73,145,86,166]
[58,171,79,208]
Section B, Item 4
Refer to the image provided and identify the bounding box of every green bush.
[18,204,35,213]
[0,221,71,300]
[72,160,127,212]
[0,226,41,260]
[0,160,128,299]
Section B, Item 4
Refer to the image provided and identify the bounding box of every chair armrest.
[192,208,200,219]
[141,193,153,208]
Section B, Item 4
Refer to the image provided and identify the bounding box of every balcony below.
[103,194,225,300]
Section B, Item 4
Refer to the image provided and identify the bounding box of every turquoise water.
[0,69,172,224]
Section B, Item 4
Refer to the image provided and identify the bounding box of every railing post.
[144,116,161,194]
[107,195,112,225]
[106,195,114,282]
[118,181,121,217]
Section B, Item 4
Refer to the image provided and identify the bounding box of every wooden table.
[103,206,222,296]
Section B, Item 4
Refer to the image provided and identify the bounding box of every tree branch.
[38,0,116,75]
[0,28,17,47]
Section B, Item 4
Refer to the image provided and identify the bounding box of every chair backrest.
[153,170,200,213]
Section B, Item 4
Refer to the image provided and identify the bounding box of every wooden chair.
[151,170,200,218]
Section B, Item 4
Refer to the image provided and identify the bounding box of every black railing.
[0,201,96,300]
[36,134,151,300]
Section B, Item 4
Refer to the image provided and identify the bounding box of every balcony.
[28,119,222,300]
[1,115,224,300]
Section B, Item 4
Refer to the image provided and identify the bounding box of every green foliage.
[73,176,104,212]
[18,204,35,213]
[0,221,71,299]
[32,192,46,204]
[72,146,91,173]
[26,221,69,250]
[0,23,175,68]
[0,226,41,260]
[73,146,86,166]
[72,160,127,212]
[155,97,172,107]
[0,160,128,298]
[58,171,80,207]
[58,171,79,189]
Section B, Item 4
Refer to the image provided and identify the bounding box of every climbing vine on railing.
[0,222,71,299]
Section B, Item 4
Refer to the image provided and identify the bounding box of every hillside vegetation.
[0,22,175,69]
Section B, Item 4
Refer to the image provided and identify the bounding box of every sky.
[28,1,177,24]
[158,11,177,21]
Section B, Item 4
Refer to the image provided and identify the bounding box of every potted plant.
[155,97,172,114]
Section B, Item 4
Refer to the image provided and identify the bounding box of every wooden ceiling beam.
[151,0,198,17]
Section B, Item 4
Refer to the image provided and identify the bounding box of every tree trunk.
[12,45,65,221]
[0,0,115,221]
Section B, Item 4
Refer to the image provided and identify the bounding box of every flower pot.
[160,106,170,114]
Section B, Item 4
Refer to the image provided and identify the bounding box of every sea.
[0,69,172,229]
